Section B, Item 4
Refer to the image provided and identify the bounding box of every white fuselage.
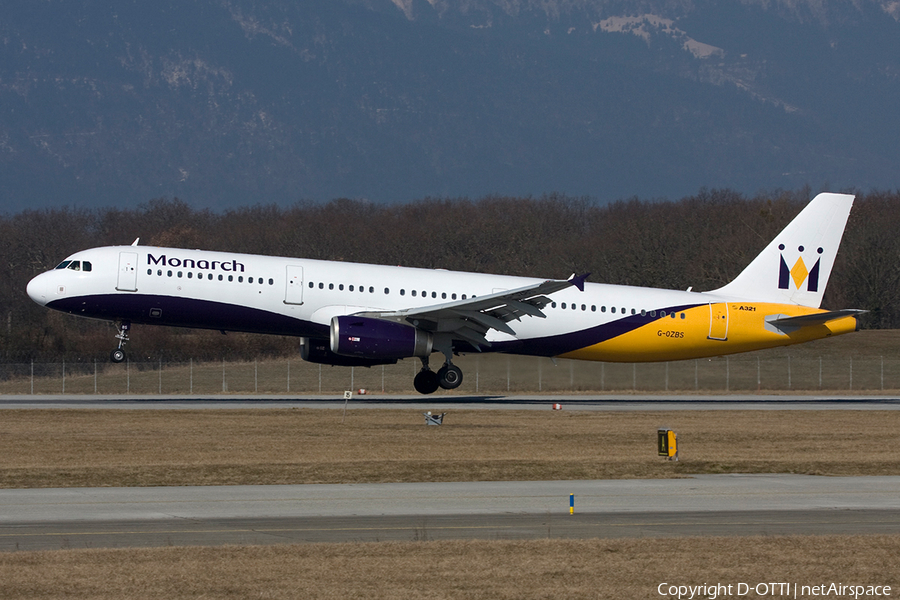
[26,244,855,363]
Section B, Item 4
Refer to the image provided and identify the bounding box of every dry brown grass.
[1,409,899,488]
[0,535,897,599]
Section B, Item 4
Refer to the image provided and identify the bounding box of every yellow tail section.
[560,303,859,363]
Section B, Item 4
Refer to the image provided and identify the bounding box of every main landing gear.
[110,321,130,363]
[413,355,464,395]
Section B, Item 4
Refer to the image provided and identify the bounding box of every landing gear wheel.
[414,369,440,395]
[437,364,463,390]
[111,321,131,364]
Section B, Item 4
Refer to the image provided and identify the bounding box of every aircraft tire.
[414,369,439,394]
[110,349,126,363]
[437,364,463,389]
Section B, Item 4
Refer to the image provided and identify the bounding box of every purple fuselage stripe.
[48,294,704,357]
[47,294,327,338]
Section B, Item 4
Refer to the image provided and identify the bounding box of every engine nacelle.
[330,316,433,360]
[300,337,398,367]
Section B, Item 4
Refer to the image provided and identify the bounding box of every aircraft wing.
[356,274,588,349]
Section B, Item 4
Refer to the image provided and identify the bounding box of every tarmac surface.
[2,393,900,410]
[2,475,899,550]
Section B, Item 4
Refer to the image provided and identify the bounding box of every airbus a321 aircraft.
[27,192,863,394]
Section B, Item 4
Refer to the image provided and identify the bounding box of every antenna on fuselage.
[131,238,140,246]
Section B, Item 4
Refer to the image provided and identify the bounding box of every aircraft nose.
[26,272,52,306]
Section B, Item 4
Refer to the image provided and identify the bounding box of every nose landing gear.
[110,321,130,363]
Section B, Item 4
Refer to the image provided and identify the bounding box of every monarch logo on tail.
[778,244,823,292]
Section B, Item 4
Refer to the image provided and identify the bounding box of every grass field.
[0,536,896,599]
[1,409,899,488]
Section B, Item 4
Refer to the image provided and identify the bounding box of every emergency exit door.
[116,252,138,292]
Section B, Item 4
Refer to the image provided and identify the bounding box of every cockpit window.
[54,260,92,272]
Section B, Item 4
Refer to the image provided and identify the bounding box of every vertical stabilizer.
[710,192,854,308]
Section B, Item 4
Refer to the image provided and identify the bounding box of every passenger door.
[116,252,138,292]
[708,303,729,340]
[285,265,304,305]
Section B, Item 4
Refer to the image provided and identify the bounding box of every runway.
[2,475,899,550]
[2,393,900,410]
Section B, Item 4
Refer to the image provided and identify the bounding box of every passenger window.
[249,277,254,284]
[581,305,586,311]
[157,270,162,276]
[239,276,244,283]
[219,275,224,281]
[681,313,686,319]
[188,272,193,279]
[208,274,213,280]
[328,283,333,290]
[452,294,457,300]
[167,270,173,277]
[339,284,344,291]
[368,286,374,293]
[442,293,447,299]
[228,275,233,282]
[177,272,183,278]
[318,283,323,289]
[400,289,405,296]
[147,269,152,275]
[384,288,390,294]
[660,311,666,317]
[601,306,606,312]
[412,290,417,297]
[611,307,616,313]
[462,295,467,300]
[268,279,273,285]
[308,282,314,288]
[561,303,567,309]
[349,285,354,292]
[591,306,596,312]
[432,292,437,298]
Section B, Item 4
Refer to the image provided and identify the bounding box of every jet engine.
[330,315,433,360]
[300,337,398,367]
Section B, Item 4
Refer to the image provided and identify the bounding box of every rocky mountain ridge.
[1,0,897,211]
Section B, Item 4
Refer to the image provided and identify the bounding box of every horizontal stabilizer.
[766,309,866,332]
